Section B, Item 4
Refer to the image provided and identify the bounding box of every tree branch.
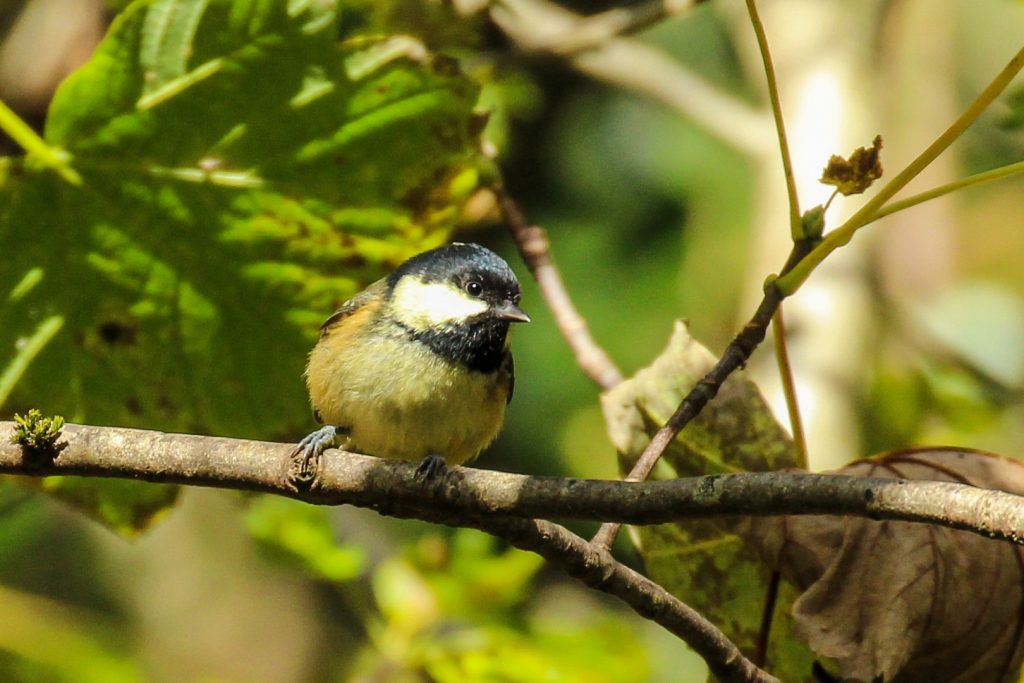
[3,423,1023,546]
[473,516,777,683]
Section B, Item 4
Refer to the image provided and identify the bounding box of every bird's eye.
[465,280,484,297]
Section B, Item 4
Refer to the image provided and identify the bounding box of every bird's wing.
[319,277,387,336]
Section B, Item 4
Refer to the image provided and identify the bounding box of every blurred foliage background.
[1,0,1023,681]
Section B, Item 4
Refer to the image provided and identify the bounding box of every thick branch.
[2,423,1023,544]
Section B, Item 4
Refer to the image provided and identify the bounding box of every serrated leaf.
[0,0,485,439]
[745,449,1024,683]
[601,321,814,680]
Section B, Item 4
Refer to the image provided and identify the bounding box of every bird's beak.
[493,302,531,323]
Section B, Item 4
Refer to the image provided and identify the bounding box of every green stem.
[777,43,1024,295]
[0,98,81,186]
[745,0,801,240]
[771,306,808,469]
[872,158,1024,222]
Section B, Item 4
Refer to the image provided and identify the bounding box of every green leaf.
[415,529,545,619]
[602,321,799,477]
[0,0,485,533]
[32,476,178,536]
[246,495,364,582]
[362,531,652,683]
[0,0,485,439]
[601,321,816,681]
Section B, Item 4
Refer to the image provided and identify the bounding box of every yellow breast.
[306,322,510,465]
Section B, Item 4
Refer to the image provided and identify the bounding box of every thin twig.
[498,184,624,390]
[871,158,1024,223]
[590,42,1024,548]
[743,0,801,240]
[777,43,1024,295]
[771,306,807,468]
[476,517,778,683]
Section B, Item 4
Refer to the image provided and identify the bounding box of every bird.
[289,242,529,481]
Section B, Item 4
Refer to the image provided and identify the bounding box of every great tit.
[290,242,530,480]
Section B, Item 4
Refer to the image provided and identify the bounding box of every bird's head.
[386,242,530,334]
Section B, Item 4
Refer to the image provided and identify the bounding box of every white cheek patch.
[392,278,489,328]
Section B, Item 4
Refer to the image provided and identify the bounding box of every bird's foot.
[286,425,338,488]
[415,454,448,480]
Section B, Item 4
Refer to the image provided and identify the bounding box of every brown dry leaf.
[746,449,1024,683]
[819,135,884,196]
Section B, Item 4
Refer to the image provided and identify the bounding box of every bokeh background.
[2,0,1024,680]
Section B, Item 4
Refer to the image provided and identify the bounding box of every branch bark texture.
[3,423,1023,546]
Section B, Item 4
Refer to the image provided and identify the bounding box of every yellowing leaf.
[602,321,799,476]
[601,321,813,680]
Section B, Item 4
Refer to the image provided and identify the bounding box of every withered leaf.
[602,322,815,680]
[820,135,884,196]
[602,321,799,477]
[745,449,1024,683]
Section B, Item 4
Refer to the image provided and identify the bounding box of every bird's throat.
[393,318,510,372]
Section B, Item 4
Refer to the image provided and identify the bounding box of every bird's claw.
[415,454,448,480]
[287,425,337,488]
